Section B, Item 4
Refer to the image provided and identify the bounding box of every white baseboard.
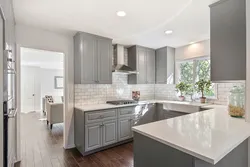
[64,143,75,149]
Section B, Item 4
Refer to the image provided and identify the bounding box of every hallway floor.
[15,112,134,167]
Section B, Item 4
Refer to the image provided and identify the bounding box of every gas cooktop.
[106,100,138,105]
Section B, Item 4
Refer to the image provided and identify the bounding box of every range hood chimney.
[113,44,137,74]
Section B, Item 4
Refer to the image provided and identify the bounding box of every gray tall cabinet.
[128,45,155,84]
[210,0,246,81]
[155,47,175,84]
[74,32,113,84]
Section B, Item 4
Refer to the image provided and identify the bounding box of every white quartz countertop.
[132,105,250,164]
[74,100,208,112]
[75,103,138,111]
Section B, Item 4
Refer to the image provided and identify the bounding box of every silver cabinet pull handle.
[5,108,17,118]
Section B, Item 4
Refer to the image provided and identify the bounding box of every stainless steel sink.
[162,101,202,114]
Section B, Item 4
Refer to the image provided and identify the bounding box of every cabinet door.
[97,38,112,84]
[156,48,167,84]
[85,123,102,152]
[210,0,246,81]
[146,49,156,84]
[80,34,98,84]
[166,47,175,84]
[118,117,132,141]
[102,120,117,146]
[137,47,147,84]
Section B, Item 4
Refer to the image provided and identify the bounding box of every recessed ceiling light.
[117,11,126,17]
[164,30,173,35]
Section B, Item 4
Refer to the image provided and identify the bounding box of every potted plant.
[195,79,212,103]
[175,82,189,101]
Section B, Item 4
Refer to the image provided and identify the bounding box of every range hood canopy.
[112,44,137,74]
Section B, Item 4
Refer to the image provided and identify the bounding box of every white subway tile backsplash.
[75,47,245,106]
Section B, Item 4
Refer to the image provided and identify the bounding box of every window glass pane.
[196,59,215,97]
[179,61,194,84]
[196,59,210,81]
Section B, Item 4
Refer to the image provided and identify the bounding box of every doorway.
[20,47,64,113]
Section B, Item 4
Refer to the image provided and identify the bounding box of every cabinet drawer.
[85,109,117,124]
[118,107,135,117]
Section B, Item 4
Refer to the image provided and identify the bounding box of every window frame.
[176,56,218,100]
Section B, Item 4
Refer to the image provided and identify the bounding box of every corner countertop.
[132,105,250,165]
[74,100,208,112]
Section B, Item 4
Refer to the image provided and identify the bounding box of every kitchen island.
[132,105,250,167]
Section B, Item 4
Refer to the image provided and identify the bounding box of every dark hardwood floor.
[15,112,134,167]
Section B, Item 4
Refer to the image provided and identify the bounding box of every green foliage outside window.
[179,59,215,97]
[179,62,193,84]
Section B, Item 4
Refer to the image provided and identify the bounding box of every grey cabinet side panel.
[210,0,246,81]
[167,47,175,84]
[195,139,248,167]
[133,132,194,167]
[74,109,85,154]
[74,34,81,84]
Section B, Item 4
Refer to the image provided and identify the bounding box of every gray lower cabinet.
[156,47,175,84]
[74,32,112,84]
[85,120,117,151]
[102,120,117,146]
[85,122,102,152]
[118,117,133,141]
[210,0,246,81]
[128,45,156,84]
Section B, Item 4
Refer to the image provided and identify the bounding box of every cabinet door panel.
[103,120,117,146]
[210,0,246,81]
[146,49,155,84]
[97,38,112,84]
[118,117,132,141]
[80,34,98,84]
[137,48,147,84]
[166,47,175,84]
[156,48,167,84]
[85,123,102,152]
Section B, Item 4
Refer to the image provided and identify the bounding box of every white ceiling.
[21,47,64,70]
[13,0,214,48]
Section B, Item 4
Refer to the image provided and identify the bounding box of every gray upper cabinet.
[146,49,156,84]
[97,38,112,84]
[74,32,112,84]
[128,45,156,84]
[210,0,246,81]
[155,47,175,84]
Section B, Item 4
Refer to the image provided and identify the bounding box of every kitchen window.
[176,57,217,99]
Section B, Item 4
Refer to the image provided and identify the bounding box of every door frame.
[0,4,5,166]
[16,45,66,162]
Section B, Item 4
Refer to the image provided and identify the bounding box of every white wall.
[40,68,64,98]
[16,24,75,148]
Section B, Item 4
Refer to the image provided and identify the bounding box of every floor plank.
[15,112,134,167]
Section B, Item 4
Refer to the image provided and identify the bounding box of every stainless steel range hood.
[112,44,137,74]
